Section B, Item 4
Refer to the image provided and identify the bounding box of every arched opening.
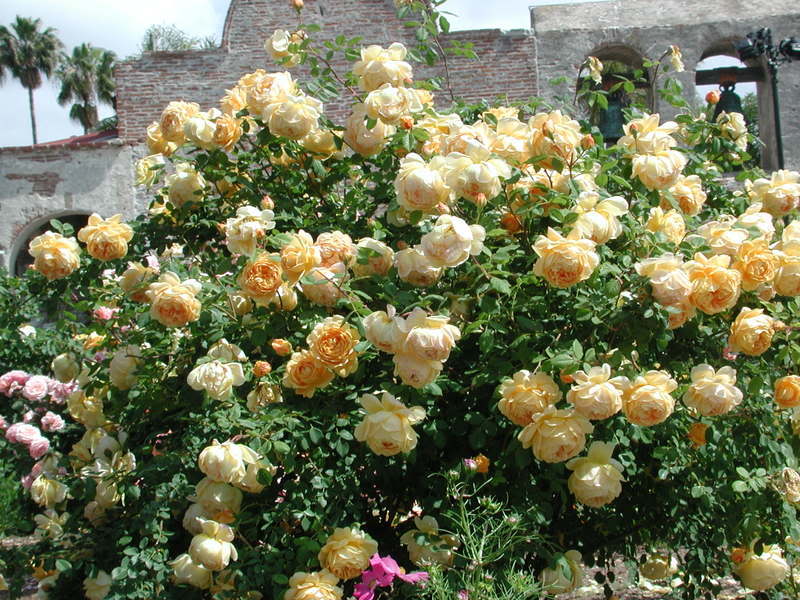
[9,212,91,277]
[579,44,654,143]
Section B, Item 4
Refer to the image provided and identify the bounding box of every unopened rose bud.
[687,422,708,448]
[394,148,409,158]
[474,454,490,474]
[261,195,274,210]
[775,320,787,331]
[253,361,272,377]
[580,134,595,149]
[271,339,292,356]
[731,547,747,564]
[559,370,575,384]
[400,116,414,130]
[396,240,409,250]
[758,285,776,302]
[463,458,478,471]
[706,90,720,105]
[292,0,304,9]
[435,202,451,215]
[500,212,522,235]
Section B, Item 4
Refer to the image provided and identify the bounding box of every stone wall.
[0,141,144,273]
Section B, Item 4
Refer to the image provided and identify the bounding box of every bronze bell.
[598,92,625,143]
[712,82,744,121]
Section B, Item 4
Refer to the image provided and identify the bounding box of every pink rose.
[41,412,65,432]
[21,473,34,489]
[49,381,78,404]
[93,306,120,321]
[22,410,36,423]
[28,436,50,459]
[145,253,160,272]
[5,422,40,445]
[22,375,51,402]
[0,415,7,431]
[0,370,30,396]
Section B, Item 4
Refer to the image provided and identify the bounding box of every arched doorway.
[9,212,91,277]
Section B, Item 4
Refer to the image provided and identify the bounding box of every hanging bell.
[598,93,625,143]
[712,82,744,121]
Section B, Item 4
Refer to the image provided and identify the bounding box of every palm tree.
[56,43,117,133]
[0,16,63,145]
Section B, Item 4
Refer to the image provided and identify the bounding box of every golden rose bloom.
[170,553,213,589]
[315,231,356,268]
[645,207,685,245]
[354,390,426,456]
[301,128,340,158]
[640,552,678,581]
[528,110,582,169]
[419,214,485,268]
[717,111,748,152]
[631,150,686,190]
[263,93,323,140]
[774,375,800,409]
[318,528,378,580]
[51,352,80,383]
[212,113,244,151]
[618,113,679,155]
[683,364,742,417]
[135,153,166,187]
[146,271,202,328]
[109,345,141,390]
[400,516,460,567]
[394,247,442,287]
[166,162,206,207]
[566,441,624,507]
[238,252,284,306]
[661,174,706,216]
[189,519,238,572]
[697,216,749,257]
[635,254,692,307]
[284,570,343,600]
[307,316,360,377]
[363,305,408,354]
[120,262,157,302]
[392,352,442,389]
[30,475,68,508]
[352,42,413,91]
[746,169,800,217]
[83,570,112,600]
[343,103,394,157]
[146,121,177,156]
[301,264,347,307]
[734,545,789,591]
[570,193,628,244]
[623,370,677,426]
[533,228,599,288]
[733,239,778,291]
[474,454,490,473]
[159,100,200,143]
[518,406,594,463]
[77,213,134,261]
[365,83,420,125]
[198,440,260,485]
[283,349,334,398]
[540,550,583,594]
[402,307,461,363]
[194,477,243,515]
[394,153,451,214]
[687,422,709,448]
[774,252,800,296]
[684,253,741,315]
[567,364,630,420]
[728,307,777,356]
[351,237,394,277]
[28,231,81,280]
[265,29,300,67]
[499,370,562,426]
[281,230,321,283]
[443,148,512,206]
[271,338,293,356]
[183,108,221,150]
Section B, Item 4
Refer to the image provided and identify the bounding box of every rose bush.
[2,2,800,599]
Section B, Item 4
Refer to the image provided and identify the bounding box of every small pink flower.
[0,370,30,396]
[21,473,34,489]
[48,381,78,404]
[93,306,118,320]
[0,415,7,431]
[5,422,40,445]
[28,437,50,459]
[722,346,739,361]
[145,253,160,272]
[458,590,469,600]
[41,412,65,432]
[23,410,36,423]
[22,375,51,402]
[463,458,478,471]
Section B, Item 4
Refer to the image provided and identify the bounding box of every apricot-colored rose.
[284,570,343,600]
[238,252,284,306]
[307,316,360,377]
[533,228,599,288]
[352,42,413,92]
[567,364,629,420]
[518,406,593,463]
[728,307,777,356]
[281,230,320,283]
[733,239,778,292]
[684,253,741,315]
[318,528,378,580]
[661,174,706,216]
[683,364,742,416]
[28,232,81,280]
[498,370,561,426]
[623,370,677,426]
[77,214,133,261]
[354,391,426,456]
[146,272,202,328]
[645,207,685,245]
[774,375,800,409]
[687,422,709,448]
[283,350,334,398]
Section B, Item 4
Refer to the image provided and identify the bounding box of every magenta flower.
[354,553,428,600]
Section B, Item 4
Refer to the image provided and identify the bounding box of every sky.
[0,0,744,147]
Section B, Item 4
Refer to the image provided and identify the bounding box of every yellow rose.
[684,253,741,314]
[284,570,343,600]
[109,345,141,390]
[170,554,212,589]
[352,42,413,91]
[343,103,394,157]
[635,254,691,307]
[491,117,532,164]
[241,70,296,114]
[307,316,360,377]
[119,262,157,302]
[28,231,81,280]
[661,174,706,216]
[518,406,593,463]
[394,247,442,287]
[318,528,378,580]
[159,100,200,143]
[747,170,800,217]
[732,239,778,292]
[197,440,260,485]
[166,162,206,207]
[263,94,322,140]
[419,214,485,268]
[735,545,789,591]
[566,442,624,507]
[363,305,408,354]
[146,121,176,156]
[623,370,677,426]
[283,350,334,397]
[300,128,340,158]
[189,519,238,571]
[499,370,562,426]
[717,111,748,152]
[67,390,109,428]
[315,231,356,268]
[212,113,244,151]
[570,193,628,244]
[645,207,685,245]
[30,475,67,508]
[365,83,420,125]
[399,516,459,567]
[696,216,748,257]
[683,364,742,416]
[394,153,451,214]
[533,228,599,288]
[224,206,276,256]
[402,307,460,363]
[728,307,777,356]
[774,252,800,296]
[247,382,282,411]
[301,264,347,307]
[774,375,800,409]
[687,422,709,448]
[639,552,678,581]
[540,550,583,594]
[187,361,246,401]
[528,110,582,169]
[265,29,300,67]
[135,153,166,187]
[567,364,629,420]
[618,114,679,155]
[77,213,133,261]
[51,352,80,383]
[443,149,511,206]
[183,108,221,150]
[351,237,394,277]
[392,352,442,389]
[281,230,321,283]
[83,570,112,600]
[146,271,202,328]
[631,150,686,190]
[238,252,284,306]
[194,478,243,516]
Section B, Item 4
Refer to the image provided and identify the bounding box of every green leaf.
[490,277,512,295]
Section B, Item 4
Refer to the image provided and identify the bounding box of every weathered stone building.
[1,0,799,271]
